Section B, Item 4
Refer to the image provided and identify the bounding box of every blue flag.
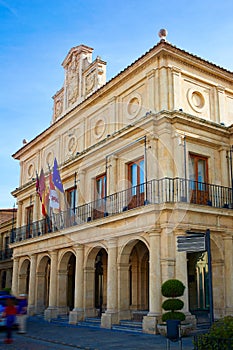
[52,158,64,193]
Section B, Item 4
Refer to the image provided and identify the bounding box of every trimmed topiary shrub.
[162,279,185,298]
[161,279,186,322]
[162,298,184,311]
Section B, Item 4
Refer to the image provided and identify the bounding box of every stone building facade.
[10,34,233,334]
[0,209,16,290]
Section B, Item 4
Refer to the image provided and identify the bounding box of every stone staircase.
[78,317,101,328]
[49,315,143,333]
[112,320,143,333]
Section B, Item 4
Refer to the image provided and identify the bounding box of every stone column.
[69,244,84,324]
[18,273,28,294]
[101,239,118,328]
[175,251,189,312]
[175,230,196,327]
[118,263,131,321]
[174,231,189,312]
[28,254,37,315]
[160,226,176,282]
[35,271,45,314]
[44,250,58,320]
[5,269,12,289]
[57,269,68,314]
[11,257,19,296]
[83,265,96,318]
[143,229,161,334]
[224,236,233,314]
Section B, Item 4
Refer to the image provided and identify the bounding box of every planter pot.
[157,322,194,337]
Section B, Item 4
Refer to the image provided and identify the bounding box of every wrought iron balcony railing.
[11,177,233,243]
[0,248,13,261]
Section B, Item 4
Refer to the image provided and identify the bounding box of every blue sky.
[1,0,233,208]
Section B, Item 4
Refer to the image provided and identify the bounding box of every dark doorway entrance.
[67,254,75,310]
[188,252,210,324]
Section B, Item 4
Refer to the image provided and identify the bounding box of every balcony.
[11,177,233,243]
[0,248,13,261]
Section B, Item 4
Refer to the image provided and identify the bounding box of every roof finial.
[158,28,168,42]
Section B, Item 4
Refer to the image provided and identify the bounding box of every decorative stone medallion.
[94,118,106,139]
[127,93,142,119]
[187,88,205,112]
[68,136,77,154]
[27,163,34,179]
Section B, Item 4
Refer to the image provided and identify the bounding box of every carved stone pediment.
[51,45,106,123]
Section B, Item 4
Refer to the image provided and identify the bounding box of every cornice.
[12,41,233,160]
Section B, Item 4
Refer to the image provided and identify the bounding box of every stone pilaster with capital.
[101,239,118,328]
[143,229,161,334]
[44,250,58,320]
[28,254,37,315]
[69,244,84,324]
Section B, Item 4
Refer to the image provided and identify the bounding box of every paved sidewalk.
[0,316,198,349]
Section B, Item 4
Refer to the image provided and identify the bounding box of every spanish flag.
[37,168,49,216]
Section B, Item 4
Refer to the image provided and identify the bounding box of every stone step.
[112,319,143,333]
[37,314,143,334]
[112,324,142,333]
[84,317,101,324]
[78,317,101,328]
[119,320,142,328]
[50,318,68,325]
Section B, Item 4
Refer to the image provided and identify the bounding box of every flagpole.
[73,172,77,214]
[46,163,52,232]
[52,157,66,228]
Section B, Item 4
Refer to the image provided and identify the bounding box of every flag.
[36,171,41,200]
[49,173,60,209]
[52,158,64,193]
[41,187,49,217]
[38,168,45,200]
[37,168,49,216]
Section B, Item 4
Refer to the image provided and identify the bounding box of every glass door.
[128,158,145,209]
[189,154,209,205]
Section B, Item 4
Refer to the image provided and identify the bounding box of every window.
[128,158,145,209]
[94,174,106,219]
[129,158,144,193]
[4,236,9,259]
[26,205,33,238]
[66,187,78,225]
[95,174,106,201]
[189,154,209,204]
[67,187,77,211]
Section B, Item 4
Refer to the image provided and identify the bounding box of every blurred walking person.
[3,297,17,344]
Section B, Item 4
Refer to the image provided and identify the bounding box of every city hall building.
[10,31,233,334]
